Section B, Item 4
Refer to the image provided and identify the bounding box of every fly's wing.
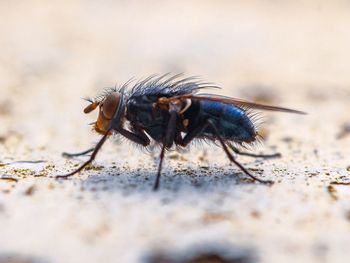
[171,94,306,114]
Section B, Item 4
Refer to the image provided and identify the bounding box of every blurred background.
[1,0,349,147]
[1,1,350,263]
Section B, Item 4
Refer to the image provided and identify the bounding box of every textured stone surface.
[1,1,350,263]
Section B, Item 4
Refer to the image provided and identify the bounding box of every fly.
[57,74,306,190]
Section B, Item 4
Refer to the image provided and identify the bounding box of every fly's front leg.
[62,129,150,158]
[228,143,281,159]
[116,127,150,146]
[57,128,150,179]
[56,130,110,179]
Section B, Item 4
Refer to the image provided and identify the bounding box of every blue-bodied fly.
[57,74,305,190]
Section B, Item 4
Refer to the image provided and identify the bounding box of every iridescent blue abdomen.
[191,100,257,143]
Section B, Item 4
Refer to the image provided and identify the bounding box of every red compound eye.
[93,92,121,134]
[101,93,121,120]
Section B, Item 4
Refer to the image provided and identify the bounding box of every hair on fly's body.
[57,74,305,190]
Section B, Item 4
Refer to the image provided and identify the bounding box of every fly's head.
[84,92,124,135]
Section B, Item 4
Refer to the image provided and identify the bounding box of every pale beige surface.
[1,1,350,263]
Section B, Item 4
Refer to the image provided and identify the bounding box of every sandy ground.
[1,1,350,263]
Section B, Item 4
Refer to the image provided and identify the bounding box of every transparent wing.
[171,93,306,114]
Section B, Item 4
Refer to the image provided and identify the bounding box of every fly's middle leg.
[154,109,179,191]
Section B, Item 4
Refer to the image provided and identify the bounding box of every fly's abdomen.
[199,101,257,143]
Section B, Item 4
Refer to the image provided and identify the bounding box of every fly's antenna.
[82,96,100,113]
[83,100,100,114]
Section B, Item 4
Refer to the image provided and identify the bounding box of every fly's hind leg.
[178,118,274,184]
[207,120,274,185]
[62,148,95,158]
[180,119,273,184]
[228,143,281,159]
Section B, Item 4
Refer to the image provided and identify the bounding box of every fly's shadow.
[59,161,271,195]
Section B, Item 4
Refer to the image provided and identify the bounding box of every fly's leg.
[62,130,149,158]
[56,131,110,179]
[180,118,279,158]
[207,120,274,185]
[154,110,178,191]
[62,148,94,158]
[228,143,281,159]
[116,127,150,146]
[57,128,150,179]
[164,109,178,148]
[180,119,273,184]
[154,144,166,191]
[180,120,210,146]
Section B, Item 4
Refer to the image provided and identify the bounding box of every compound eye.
[101,93,121,120]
